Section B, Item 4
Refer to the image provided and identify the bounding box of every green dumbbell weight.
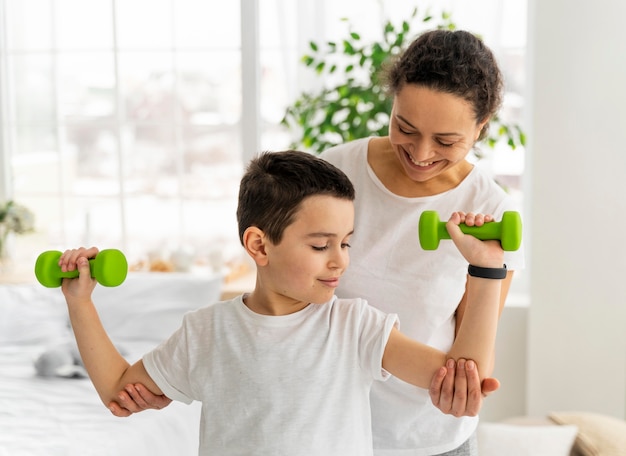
[419,211,522,251]
[34,249,128,288]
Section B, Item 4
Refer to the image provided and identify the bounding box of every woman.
[109,29,523,456]
[318,29,524,455]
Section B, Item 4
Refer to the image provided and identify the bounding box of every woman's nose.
[408,140,431,161]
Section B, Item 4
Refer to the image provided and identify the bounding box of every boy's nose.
[329,250,349,270]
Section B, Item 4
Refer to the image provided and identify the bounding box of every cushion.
[92,272,223,343]
[477,422,578,456]
[549,411,626,456]
[0,284,70,345]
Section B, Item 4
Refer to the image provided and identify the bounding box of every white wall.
[526,0,626,418]
[482,305,529,422]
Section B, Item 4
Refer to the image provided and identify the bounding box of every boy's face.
[264,195,354,306]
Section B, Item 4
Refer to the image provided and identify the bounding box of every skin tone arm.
[60,248,164,407]
[382,212,503,389]
[455,271,513,374]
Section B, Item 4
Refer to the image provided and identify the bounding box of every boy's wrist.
[467,264,507,280]
[66,297,94,308]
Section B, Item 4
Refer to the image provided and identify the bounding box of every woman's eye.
[312,245,329,251]
[341,243,351,249]
[436,139,456,147]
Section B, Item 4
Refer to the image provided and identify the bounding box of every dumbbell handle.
[434,221,504,241]
[52,258,101,280]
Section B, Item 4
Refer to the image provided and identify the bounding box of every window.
[1,0,526,280]
[1,0,244,272]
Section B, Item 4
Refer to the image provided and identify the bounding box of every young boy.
[59,150,505,455]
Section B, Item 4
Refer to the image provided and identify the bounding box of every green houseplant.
[281,8,526,156]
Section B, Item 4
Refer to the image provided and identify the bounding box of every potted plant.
[0,200,35,264]
[281,7,526,156]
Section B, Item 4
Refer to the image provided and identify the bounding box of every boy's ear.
[242,226,269,266]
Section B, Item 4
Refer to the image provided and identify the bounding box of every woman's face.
[388,85,486,183]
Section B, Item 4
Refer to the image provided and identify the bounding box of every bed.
[0,272,222,456]
[2,273,625,456]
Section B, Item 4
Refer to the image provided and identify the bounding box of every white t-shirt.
[143,295,398,456]
[321,138,525,455]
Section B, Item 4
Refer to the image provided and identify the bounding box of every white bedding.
[1,274,583,455]
[0,343,201,456]
[0,273,223,456]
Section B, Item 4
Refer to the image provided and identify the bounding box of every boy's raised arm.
[382,212,503,389]
[61,248,163,406]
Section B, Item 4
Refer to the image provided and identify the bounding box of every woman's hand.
[429,358,500,417]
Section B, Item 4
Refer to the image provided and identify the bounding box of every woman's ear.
[475,117,489,142]
[242,226,269,266]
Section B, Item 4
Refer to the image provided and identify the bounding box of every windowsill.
[0,263,36,284]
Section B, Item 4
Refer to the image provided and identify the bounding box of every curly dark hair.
[382,29,503,141]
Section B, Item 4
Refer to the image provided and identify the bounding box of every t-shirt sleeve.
[143,316,195,404]
[356,299,399,382]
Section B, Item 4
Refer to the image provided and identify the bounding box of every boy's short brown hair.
[237,150,355,245]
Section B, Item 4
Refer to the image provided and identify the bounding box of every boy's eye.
[311,243,350,251]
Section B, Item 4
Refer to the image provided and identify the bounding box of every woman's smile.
[402,147,442,173]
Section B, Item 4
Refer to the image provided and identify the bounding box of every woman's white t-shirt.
[321,138,525,455]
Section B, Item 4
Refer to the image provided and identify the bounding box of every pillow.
[0,284,70,345]
[477,422,578,456]
[91,272,223,343]
[549,411,626,456]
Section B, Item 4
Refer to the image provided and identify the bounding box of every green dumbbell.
[419,211,522,251]
[34,249,128,288]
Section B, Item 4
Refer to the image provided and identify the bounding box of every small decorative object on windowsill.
[0,200,35,271]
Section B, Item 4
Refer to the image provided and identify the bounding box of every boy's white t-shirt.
[321,138,525,455]
[143,295,398,456]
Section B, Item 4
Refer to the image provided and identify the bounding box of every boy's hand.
[429,358,500,417]
[446,212,504,268]
[108,384,172,417]
[59,246,100,303]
